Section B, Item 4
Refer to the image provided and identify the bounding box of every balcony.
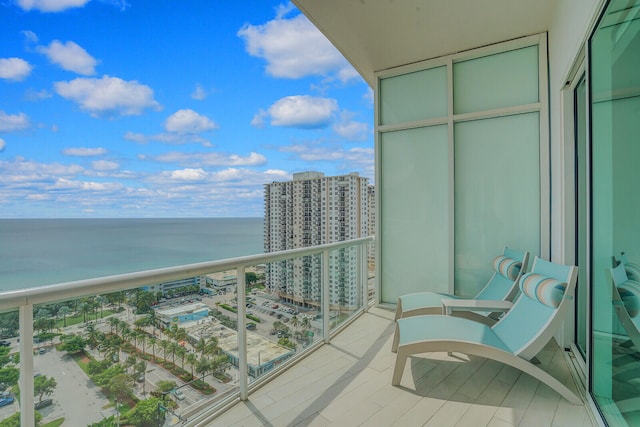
[0,238,372,427]
[0,237,594,427]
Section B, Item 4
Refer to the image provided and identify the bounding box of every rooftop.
[212,306,596,426]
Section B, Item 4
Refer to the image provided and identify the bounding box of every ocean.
[0,218,264,291]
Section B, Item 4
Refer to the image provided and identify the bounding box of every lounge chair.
[394,247,529,324]
[392,256,581,404]
[610,261,640,353]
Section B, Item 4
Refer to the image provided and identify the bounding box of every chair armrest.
[441,299,513,315]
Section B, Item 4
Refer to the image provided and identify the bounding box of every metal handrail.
[0,236,374,310]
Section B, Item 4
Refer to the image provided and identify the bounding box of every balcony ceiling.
[292,0,555,87]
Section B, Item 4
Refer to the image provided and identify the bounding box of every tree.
[155,380,177,394]
[34,375,57,403]
[59,334,87,354]
[186,352,198,378]
[58,306,71,328]
[108,373,133,402]
[168,341,179,368]
[176,346,188,369]
[125,397,164,427]
[159,340,170,361]
[245,272,257,286]
[195,357,213,378]
[0,367,19,387]
[148,337,157,361]
[125,355,137,374]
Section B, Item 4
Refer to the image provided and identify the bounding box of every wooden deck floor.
[211,307,596,427]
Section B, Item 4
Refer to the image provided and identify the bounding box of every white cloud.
[0,139,5,152]
[63,147,107,156]
[266,95,337,128]
[280,142,374,176]
[54,75,161,117]
[0,111,30,132]
[238,13,356,81]
[169,168,208,181]
[16,0,90,12]
[251,109,267,128]
[164,109,217,134]
[332,111,370,141]
[0,58,32,81]
[91,160,119,171]
[25,88,53,101]
[123,131,147,143]
[191,84,207,100]
[21,30,38,43]
[150,151,267,167]
[54,177,123,192]
[38,40,98,75]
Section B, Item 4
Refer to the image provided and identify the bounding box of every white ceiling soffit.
[293,0,554,87]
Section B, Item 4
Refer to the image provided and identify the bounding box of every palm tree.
[78,302,91,323]
[206,336,219,356]
[125,355,137,374]
[149,337,157,361]
[59,306,71,328]
[176,346,187,370]
[195,357,213,378]
[159,339,170,362]
[95,295,107,319]
[186,352,198,378]
[139,334,147,356]
[108,317,119,335]
[195,337,207,357]
[168,341,179,369]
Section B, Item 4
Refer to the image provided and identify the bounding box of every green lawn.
[56,310,117,328]
[41,418,65,427]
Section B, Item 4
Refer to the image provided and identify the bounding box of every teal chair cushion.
[618,280,640,318]
[520,272,566,308]
[492,256,522,280]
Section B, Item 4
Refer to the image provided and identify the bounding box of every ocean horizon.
[0,217,264,292]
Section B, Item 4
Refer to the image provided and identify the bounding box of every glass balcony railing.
[0,236,374,427]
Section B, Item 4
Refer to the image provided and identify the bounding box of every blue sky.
[0,0,373,218]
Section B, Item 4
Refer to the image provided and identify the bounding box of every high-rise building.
[264,171,370,310]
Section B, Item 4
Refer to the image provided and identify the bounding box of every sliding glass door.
[590,0,640,423]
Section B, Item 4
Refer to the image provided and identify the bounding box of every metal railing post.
[323,249,330,344]
[19,304,35,427]
[237,266,248,401]
[360,242,368,312]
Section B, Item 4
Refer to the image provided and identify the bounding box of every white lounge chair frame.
[395,246,530,324]
[610,261,640,353]
[392,256,581,405]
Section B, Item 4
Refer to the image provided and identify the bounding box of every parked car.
[34,398,53,409]
[0,340,10,347]
[0,396,14,408]
[136,374,145,383]
[173,390,186,401]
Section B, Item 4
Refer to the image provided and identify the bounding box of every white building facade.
[264,172,370,310]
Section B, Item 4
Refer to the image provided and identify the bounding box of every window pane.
[591,1,640,423]
[380,126,450,303]
[380,66,448,125]
[454,46,539,114]
[454,113,540,296]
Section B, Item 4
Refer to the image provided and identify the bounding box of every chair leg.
[391,323,400,353]
[392,348,407,386]
[394,299,403,322]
